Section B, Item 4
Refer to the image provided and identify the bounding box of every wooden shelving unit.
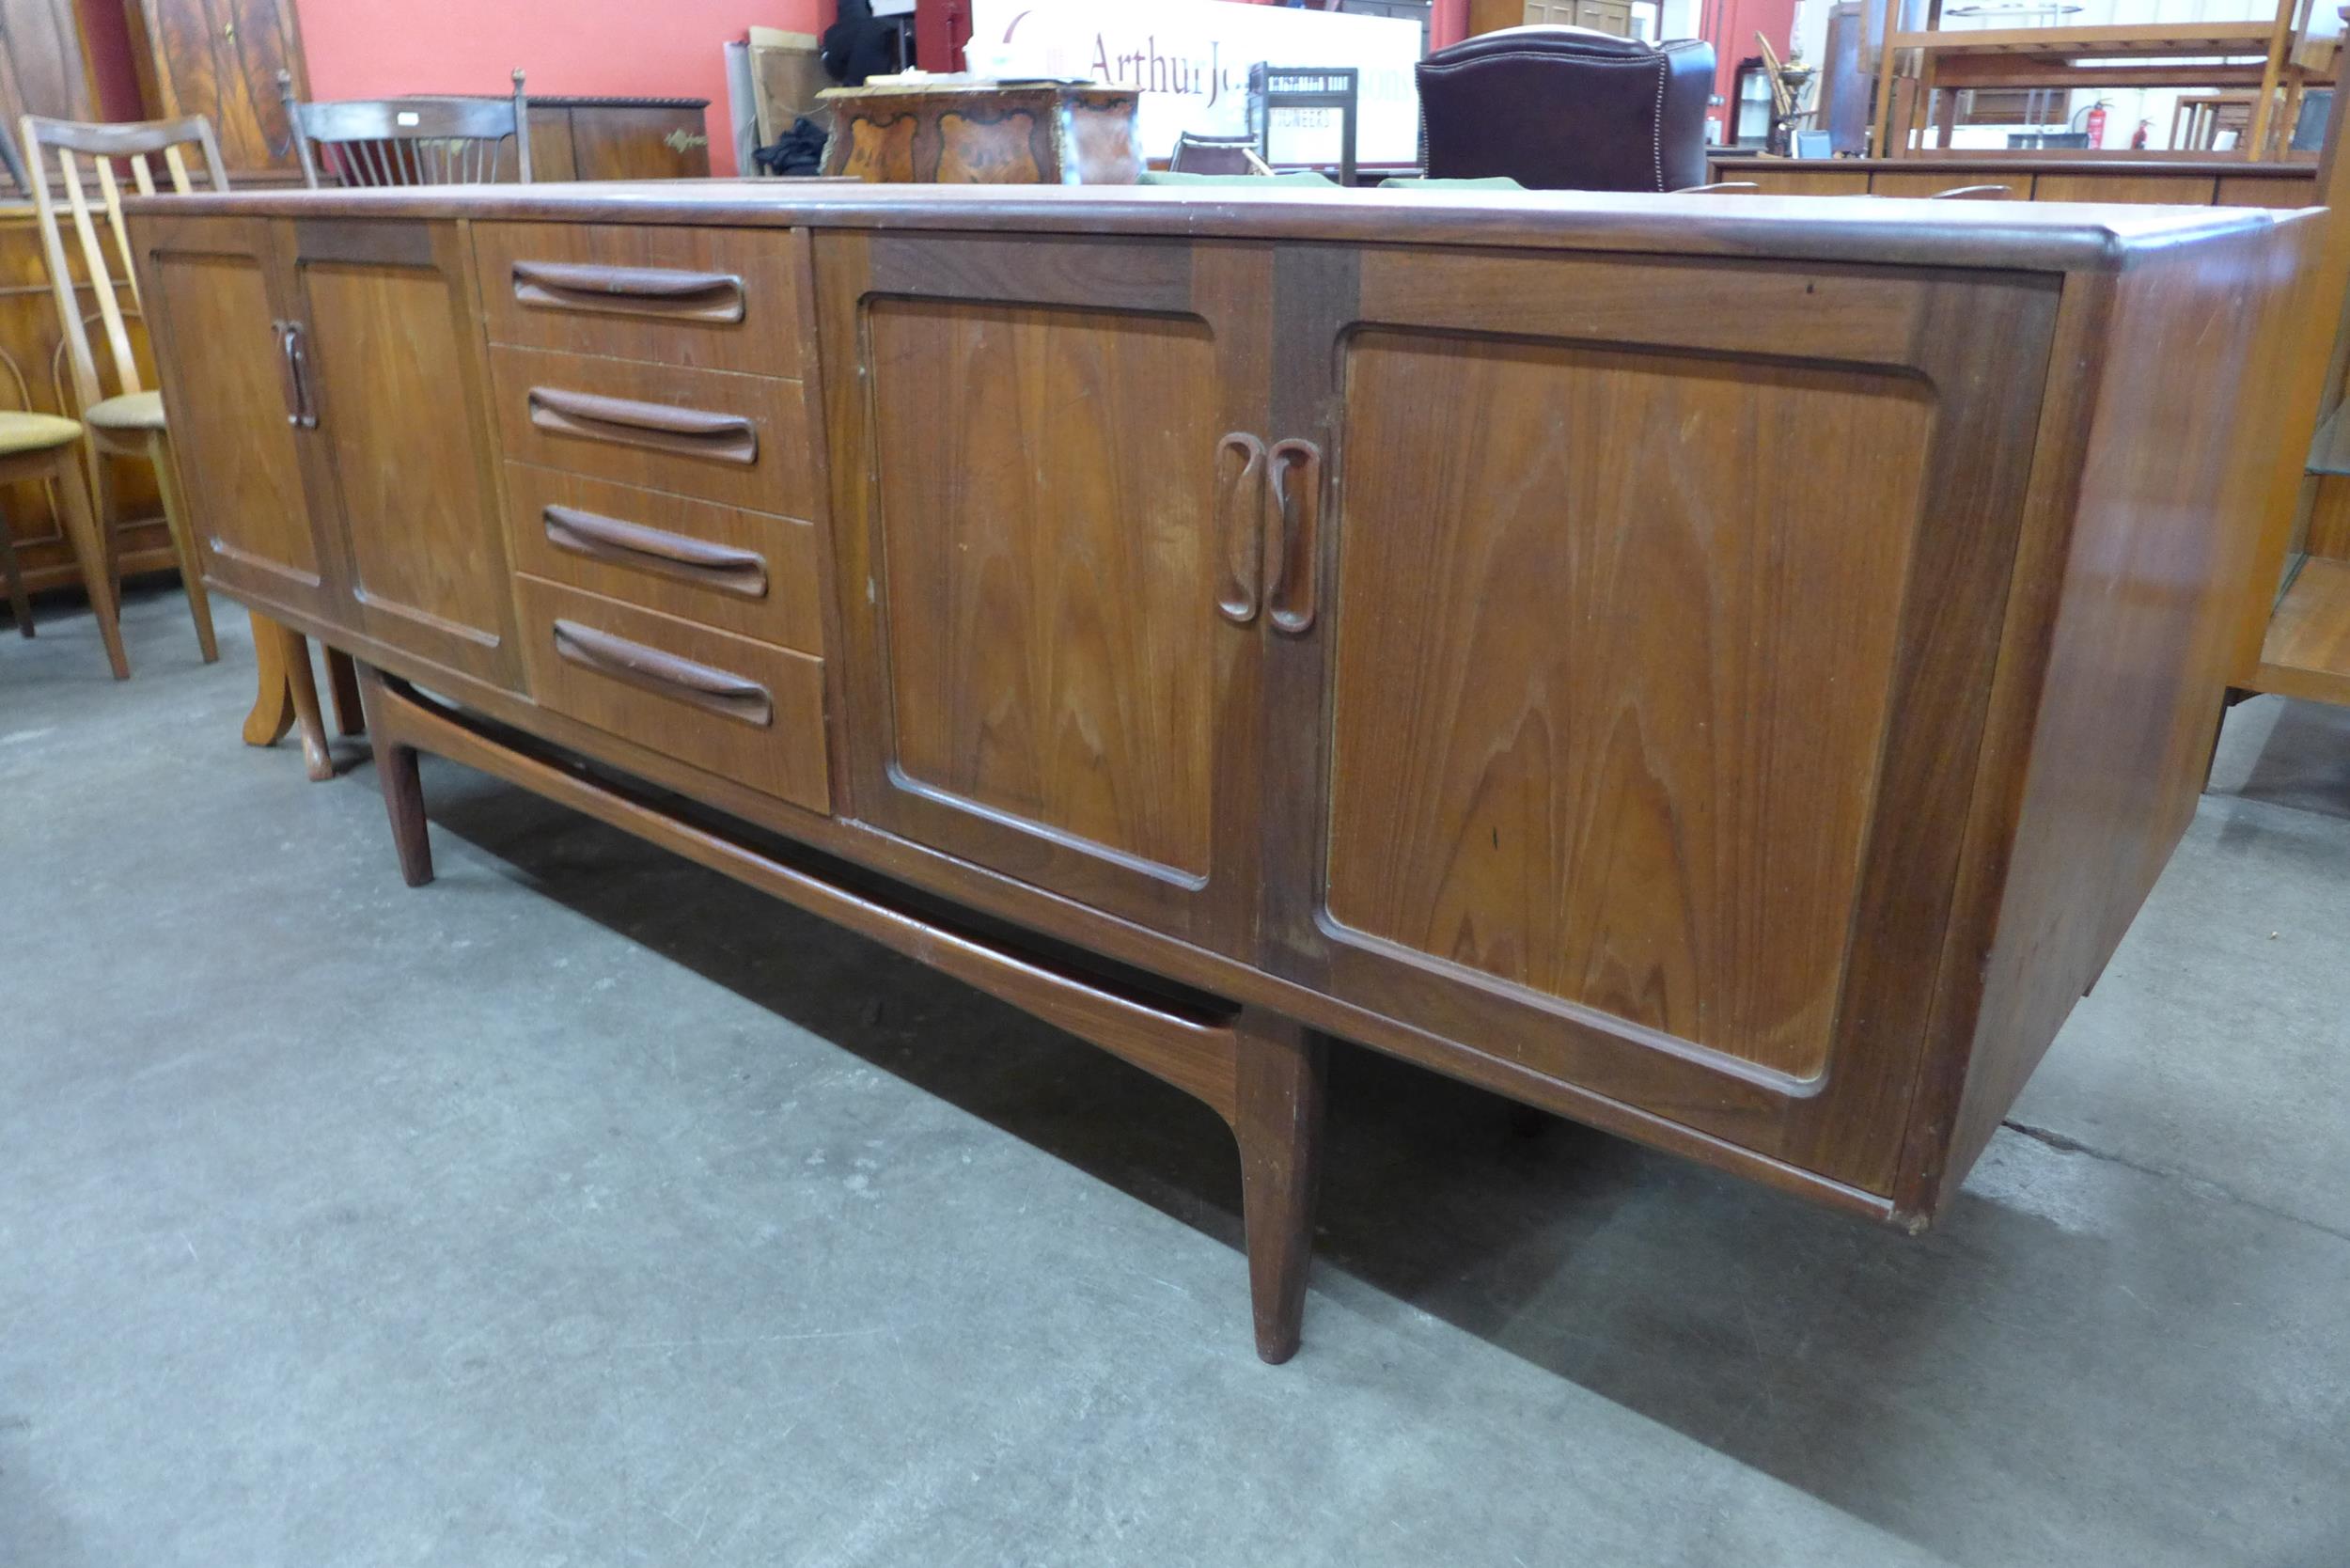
[1872,3,2318,159]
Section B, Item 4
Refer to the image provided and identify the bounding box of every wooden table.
[124,181,2310,1362]
[818,82,1142,184]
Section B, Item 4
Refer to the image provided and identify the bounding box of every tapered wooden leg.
[325,647,366,737]
[1232,1009,1325,1365]
[146,431,216,664]
[84,447,120,602]
[357,665,432,886]
[242,609,296,745]
[278,622,333,781]
[47,456,128,678]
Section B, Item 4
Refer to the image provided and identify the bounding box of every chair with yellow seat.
[18,113,339,774]
[0,349,117,673]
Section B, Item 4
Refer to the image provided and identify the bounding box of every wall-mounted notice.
[965,0,1422,165]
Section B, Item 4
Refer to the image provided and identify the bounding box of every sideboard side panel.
[1916,214,2324,1216]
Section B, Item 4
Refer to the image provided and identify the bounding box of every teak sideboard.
[125,183,2311,1361]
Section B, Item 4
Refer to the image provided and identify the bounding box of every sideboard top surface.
[121,180,2307,274]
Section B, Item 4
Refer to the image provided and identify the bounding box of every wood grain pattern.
[142,244,321,604]
[488,344,813,516]
[1325,336,1930,1078]
[472,222,801,378]
[502,463,824,653]
[1908,217,2312,1217]
[301,240,518,685]
[866,296,1220,881]
[126,0,306,174]
[516,573,830,815]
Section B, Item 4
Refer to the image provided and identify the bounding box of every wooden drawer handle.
[551,618,775,728]
[1265,437,1322,635]
[527,385,760,466]
[1214,432,1266,624]
[542,504,769,599]
[511,259,746,322]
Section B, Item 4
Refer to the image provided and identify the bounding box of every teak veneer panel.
[866,297,1222,885]
[306,259,519,674]
[515,574,831,815]
[472,220,804,379]
[1324,336,1931,1080]
[502,463,825,654]
[144,246,321,602]
[489,344,816,516]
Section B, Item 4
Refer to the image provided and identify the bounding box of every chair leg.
[145,430,217,664]
[325,647,366,737]
[356,664,432,886]
[1232,1009,1326,1365]
[84,446,120,605]
[277,620,334,781]
[49,455,128,679]
[0,500,31,639]
[242,609,296,746]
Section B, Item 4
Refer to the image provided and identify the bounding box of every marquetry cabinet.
[129,185,2311,1361]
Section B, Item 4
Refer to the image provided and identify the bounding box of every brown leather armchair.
[1416,27,1716,193]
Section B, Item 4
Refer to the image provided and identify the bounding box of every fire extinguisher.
[2084,102,2108,149]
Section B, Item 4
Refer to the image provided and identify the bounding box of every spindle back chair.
[279,69,532,188]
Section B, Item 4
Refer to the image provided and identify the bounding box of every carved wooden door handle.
[527,386,759,465]
[542,505,769,598]
[1264,437,1322,635]
[1214,432,1267,624]
[551,619,775,727]
[510,260,746,321]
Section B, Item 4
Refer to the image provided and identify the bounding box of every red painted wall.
[83,0,824,175]
[1700,0,1798,141]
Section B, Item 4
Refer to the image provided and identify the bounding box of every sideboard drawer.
[472,221,805,379]
[489,344,816,515]
[515,575,830,815]
[505,464,825,654]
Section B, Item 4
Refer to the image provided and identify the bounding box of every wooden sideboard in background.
[523,96,712,182]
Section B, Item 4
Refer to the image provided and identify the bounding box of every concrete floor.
[3,585,2346,1568]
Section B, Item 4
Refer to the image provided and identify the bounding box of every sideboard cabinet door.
[137,213,339,623]
[815,233,1274,955]
[1268,247,2064,1194]
[286,219,523,690]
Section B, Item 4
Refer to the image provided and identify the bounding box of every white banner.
[966,0,1423,165]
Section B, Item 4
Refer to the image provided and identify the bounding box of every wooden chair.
[279,70,533,188]
[18,113,338,771]
[0,345,115,672]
